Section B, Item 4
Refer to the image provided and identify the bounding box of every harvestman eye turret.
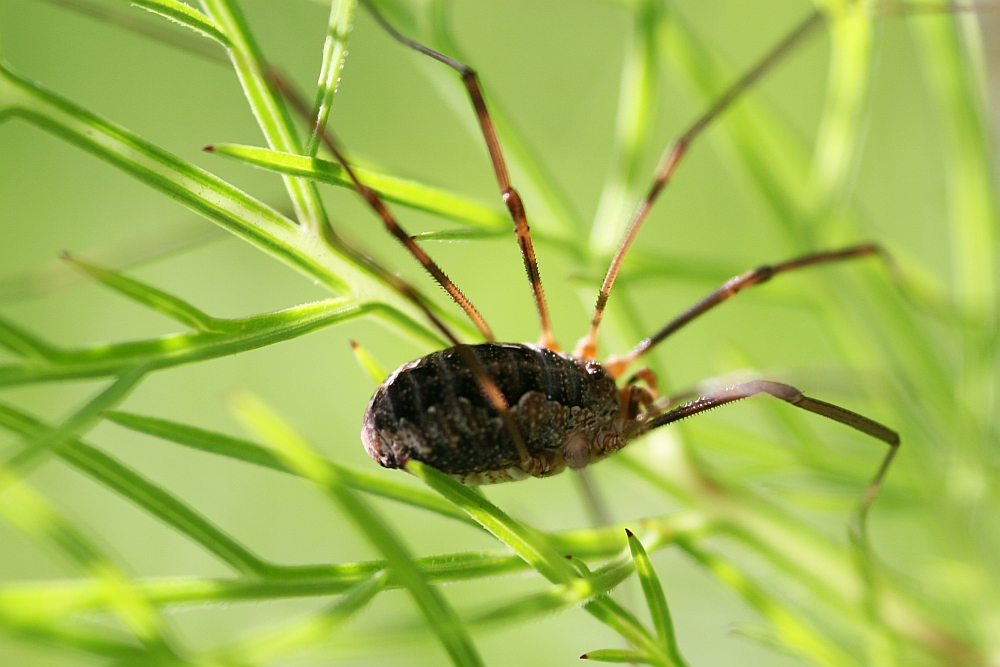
[276,5,907,533]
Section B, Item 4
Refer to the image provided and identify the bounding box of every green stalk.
[307,0,358,156]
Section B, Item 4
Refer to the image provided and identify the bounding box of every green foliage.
[0,0,997,666]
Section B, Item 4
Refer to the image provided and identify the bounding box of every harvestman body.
[363,343,622,484]
[283,5,901,527]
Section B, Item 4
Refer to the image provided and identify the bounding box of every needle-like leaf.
[626,529,689,667]
[349,339,388,385]
[130,0,231,47]
[307,0,358,156]
[213,570,388,663]
[2,365,148,478]
[103,409,480,528]
[63,253,229,333]
[581,648,653,664]
[0,401,274,576]
[207,143,510,230]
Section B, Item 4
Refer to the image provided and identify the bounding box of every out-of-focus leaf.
[231,392,484,667]
[0,402,273,576]
[103,410,479,528]
[63,253,229,333]
[208,143,509,230]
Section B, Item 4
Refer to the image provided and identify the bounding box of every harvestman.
[280,6,902,532]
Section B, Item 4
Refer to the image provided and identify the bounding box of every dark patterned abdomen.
[361,343,619,482]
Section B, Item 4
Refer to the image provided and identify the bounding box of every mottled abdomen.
[361,343,620,484]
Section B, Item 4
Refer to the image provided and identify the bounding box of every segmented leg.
[632,379,899,528]
[576,11,825,359]
[267,70,495,343]
[366,4,558,350]
[605,244,887,376]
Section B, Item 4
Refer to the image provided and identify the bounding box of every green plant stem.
[0,513,704,617]
[0,60,470,351]
[307,0,357,156]
[0,300,443,387]
[231,393,484,667]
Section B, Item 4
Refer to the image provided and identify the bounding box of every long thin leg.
[605,244,887,376]
[266,70,496,343]
[632,379,899,529]
[575,10,825,359]
[366,4,558,350]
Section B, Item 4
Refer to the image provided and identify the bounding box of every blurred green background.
[0,0,996,665]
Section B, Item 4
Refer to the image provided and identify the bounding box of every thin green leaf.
[208,143,509,230]
[0,317,59,361]
[0,474,170,651]
[0,518,687,618]
[0,61,458,348]
[230,392,484,667]
[63,253,228,333]
[103,410,479,528]
[0,552,527,620]
[626,529,688,667]
[584,595,669,667]
[199,0,329,235]
[407,460,578,584]
[0,401,273,576]
[679,540,859,667]
[470,550,635,629]
[469,579,593,628]
[409,461,672,665]
[350,340,388,385]
[413,229,511,242]
[911,10,999,408]
[568,556,671,666]
[214,570,388,664]
[582,648,652,664]
[3,364,148,478]
[307,0,358,156]
[129,0,231,47]
[0,299,447,387]
[552,511,710,556]
[0,614,144,661]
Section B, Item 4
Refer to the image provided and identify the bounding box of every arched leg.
[266,70,495,343]
[365,4,557,349]
[605,244,890,375]
[575,11,825,358]
[632,379,899,531]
